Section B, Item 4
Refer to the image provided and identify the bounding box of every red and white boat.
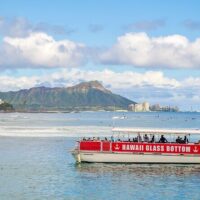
[72,128,200,164]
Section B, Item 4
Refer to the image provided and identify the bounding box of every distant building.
[150,104,179,112]
[128,104,134,111]
[143,102,150,111]
[149,104,160,111]
[129,102,179,112]
[129,102,150,112]
[0,99,4,105]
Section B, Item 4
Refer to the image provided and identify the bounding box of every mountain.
[0,81,136,112]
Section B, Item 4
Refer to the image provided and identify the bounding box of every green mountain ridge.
[0,81,135,111]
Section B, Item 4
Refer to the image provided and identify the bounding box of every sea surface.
[0,112,200,200]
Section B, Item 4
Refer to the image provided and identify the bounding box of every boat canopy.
[112,127,200,135]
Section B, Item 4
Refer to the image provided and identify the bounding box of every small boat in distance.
[72,128,200,164]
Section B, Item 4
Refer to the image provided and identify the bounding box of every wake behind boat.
[72,128,200,164]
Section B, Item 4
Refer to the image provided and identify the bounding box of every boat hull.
[72,151,200,164]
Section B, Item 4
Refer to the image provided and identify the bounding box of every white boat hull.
[72,151,200,164]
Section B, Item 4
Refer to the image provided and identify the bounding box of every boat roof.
[112,127,200,135]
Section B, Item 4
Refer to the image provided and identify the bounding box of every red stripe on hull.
[79,141,200,155]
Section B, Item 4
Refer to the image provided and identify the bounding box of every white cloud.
[182,77,200,87]
[0,69,180,91]
[99,32,200,68]
[2,68,200,91]
[64,69,180,89]
[1,32,86,68]
[0,75,38,91]
[1,30,200,69]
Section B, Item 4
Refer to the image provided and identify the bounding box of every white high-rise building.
[128,102,150,112]
[142,102,150,111]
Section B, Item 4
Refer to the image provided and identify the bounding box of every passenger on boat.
[176,136,182,143]
[143,134,149,142]
[176,136,188,144]
[184,136,189,144]
[159,135,168,143]
[176,136,189,144]
[150,135,155,143]
[111,135,114,142]
[137,134,142,142]
[133,137,138,142]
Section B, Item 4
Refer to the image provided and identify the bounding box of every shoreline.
[0,110,197,113]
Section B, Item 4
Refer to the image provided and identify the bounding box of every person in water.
[159,135,168,143]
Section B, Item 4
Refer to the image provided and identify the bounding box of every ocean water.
[0,112,200,200]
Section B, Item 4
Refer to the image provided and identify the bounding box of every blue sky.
[0,0,200,110]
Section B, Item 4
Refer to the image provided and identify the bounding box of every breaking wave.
[0,125,112,137]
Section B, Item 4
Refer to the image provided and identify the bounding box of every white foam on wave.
[0,125,112,137]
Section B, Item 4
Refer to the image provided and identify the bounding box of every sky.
[0,0,200,110]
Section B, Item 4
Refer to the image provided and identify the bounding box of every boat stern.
[71,148,81,163]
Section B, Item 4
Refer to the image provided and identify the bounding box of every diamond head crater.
[0,81,136,112]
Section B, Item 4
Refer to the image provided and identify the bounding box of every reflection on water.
[74,163,200,200]
[76,163,200,177]
[73,163,200,200]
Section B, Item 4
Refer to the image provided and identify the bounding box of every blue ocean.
[0,112,200,200]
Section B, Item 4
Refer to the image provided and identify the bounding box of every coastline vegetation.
[0,102,14,112]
